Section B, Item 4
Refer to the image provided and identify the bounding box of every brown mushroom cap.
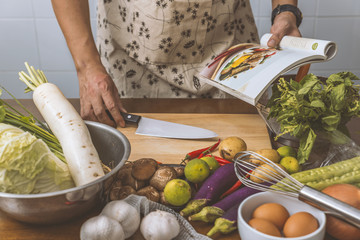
[173,166,185,178]
[114,185,137,200]
[159,191,169,205]
[150,166,178,191]
[117,165,146,190]
[137,185,160,202]
[131,158,158,181]
[109,187,121,201]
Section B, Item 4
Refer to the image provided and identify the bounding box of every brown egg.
[283,211,319,238]
[252,202,290,230]
[248,218,282,237]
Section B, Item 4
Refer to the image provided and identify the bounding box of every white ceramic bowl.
[238,191,326,240]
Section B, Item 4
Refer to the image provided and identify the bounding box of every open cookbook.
[199,33,337,106]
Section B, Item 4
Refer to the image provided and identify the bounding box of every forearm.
[271,0,297,9]
[51,0,101,72]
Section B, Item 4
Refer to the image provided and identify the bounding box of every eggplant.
[180,163,238,217]
[206,203,240,237]
[189,185,262,222]
[189,181,272,222]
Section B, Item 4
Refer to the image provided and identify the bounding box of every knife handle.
[120,112,141,124]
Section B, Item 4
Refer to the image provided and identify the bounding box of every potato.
[250,163,286,183]
[250,149,281,165]
[219,136,247,161]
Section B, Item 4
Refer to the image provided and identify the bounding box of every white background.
[0,0,359,99]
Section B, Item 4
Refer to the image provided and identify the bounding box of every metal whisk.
[234,151,360,228]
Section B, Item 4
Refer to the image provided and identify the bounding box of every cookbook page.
[208,47,316,105]
[260,33,337,61]
[199,34,338,106]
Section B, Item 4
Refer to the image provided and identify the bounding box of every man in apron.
[51,0,302,128]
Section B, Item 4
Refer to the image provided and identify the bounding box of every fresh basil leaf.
[298,74,320,95]
[330,84,345,111]
[321,114,340,132]
[326,73,344,86]
[297,128,316,164]
[310,99,325,108]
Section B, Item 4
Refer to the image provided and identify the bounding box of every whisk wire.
[234,151,303,197]
[235,151,360,228]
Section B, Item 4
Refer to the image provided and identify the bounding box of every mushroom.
[117,186,137,200]
[149,166,177,191]
[109,187,121,201]
[112,179,122,188]
[137,186,160,202]
[117,165,146,190]
[173,166,185,178]
[159,191,169,206]
[131,158,158,181]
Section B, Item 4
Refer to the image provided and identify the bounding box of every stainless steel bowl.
[0,121,131,225]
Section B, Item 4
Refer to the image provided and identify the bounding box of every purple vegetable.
[189,185,261,222]
[214,185,261,211]
[180,163,238,217]
[207,203,240,237]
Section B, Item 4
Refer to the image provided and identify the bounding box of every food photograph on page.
[218,47,278,81]
[2,1,360,240]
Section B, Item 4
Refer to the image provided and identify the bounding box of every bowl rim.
[238,191,326,240]
[0,121,131,199]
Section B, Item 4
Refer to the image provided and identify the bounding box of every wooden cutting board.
[0,113,271,240]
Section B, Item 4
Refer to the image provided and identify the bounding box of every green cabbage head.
[0,123,75,194]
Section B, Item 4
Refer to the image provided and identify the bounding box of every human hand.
[78,64,126,128]
[267,11,301,47]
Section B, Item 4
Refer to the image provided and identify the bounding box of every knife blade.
[120,112,218,139]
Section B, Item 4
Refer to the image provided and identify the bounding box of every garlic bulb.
[140,210,180,240]
[101,200,140,238]
[80,215,125,240]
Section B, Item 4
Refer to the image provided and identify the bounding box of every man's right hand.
[51,0,126,128]
[78,64,126,128]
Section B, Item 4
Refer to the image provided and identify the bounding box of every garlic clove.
[80,215,125,240]
[101,200,140,238]
[140,210,180,240]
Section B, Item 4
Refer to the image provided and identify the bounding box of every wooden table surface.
[0,98,359,240]
[0,98,271,240]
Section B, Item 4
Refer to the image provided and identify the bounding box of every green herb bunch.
[267,72,360,164]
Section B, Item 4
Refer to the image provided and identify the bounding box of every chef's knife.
[120,112,218,139]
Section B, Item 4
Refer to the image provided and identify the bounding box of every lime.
[280,156,300,174]
[163,179,191,206]
[277,146,297,158]
[184,159,210,183]
[200,156,220,173]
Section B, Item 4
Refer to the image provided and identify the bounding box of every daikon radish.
[18,62,104,186]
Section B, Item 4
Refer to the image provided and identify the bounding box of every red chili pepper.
[181,139,220,163]
[220,180,242,199]
[197,139,221,159]
[212,155,232,165]
[200,154,232,166]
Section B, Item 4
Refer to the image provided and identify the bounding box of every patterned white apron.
[96,0,259,98]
